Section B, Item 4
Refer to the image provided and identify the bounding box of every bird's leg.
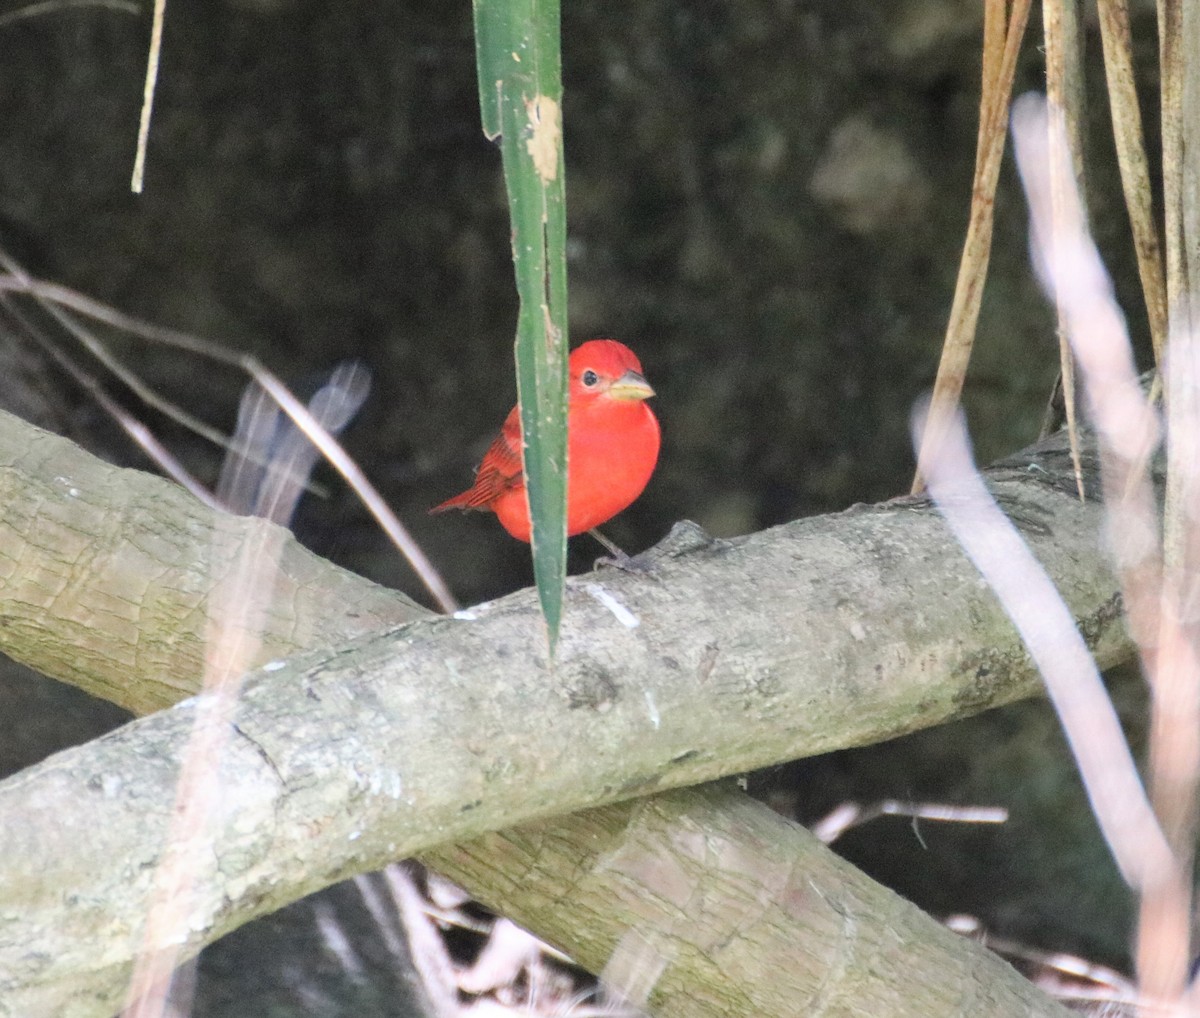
[588,528,657,575]
[588,527,626,558]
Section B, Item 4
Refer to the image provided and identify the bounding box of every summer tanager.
[432,339,660,542]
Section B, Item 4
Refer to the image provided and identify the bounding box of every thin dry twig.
[0,260,339,502]
[1014,97,1165,651]
[1144,328,1200,1003]
[1157,0,1184,320]
[945,916,1141,1009]
[0,255,243,458]
[1154,20,1200,1003]
[0,290,224,508]
[0,268,459,613]
[810,799,1008,845]
[252,369,459,613]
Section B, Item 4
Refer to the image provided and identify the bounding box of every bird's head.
[568,339,655,404]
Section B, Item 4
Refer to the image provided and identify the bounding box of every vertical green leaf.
[473,0,569,651]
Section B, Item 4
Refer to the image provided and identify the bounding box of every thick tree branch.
[0,411,424,713]
[428,785,1073,1017]
[0,411,1121,1016]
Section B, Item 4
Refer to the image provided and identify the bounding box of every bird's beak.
[606,369,655,401]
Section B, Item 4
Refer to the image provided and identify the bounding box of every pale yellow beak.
[606,369,655,401]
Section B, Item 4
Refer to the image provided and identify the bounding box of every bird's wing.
[431,405,524,512]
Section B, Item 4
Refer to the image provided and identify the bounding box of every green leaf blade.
[472,0,568,651]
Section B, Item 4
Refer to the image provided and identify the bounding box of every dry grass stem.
[1096,0,1168,363]
[1157,0,1183,318]
[1013,95,1164,646]
[911,0,1032,494]
[1042,0,1089,500]
[132,0,166,194]
[252,368,459,613]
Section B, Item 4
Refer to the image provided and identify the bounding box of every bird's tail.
[430,489,483,514]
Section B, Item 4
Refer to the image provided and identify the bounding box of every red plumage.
[432,339,660,542]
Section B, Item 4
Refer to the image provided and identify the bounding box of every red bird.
[432,339,660,543]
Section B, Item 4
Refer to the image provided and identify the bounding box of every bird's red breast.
[432,339,660,542]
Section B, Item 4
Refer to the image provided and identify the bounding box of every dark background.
[0,0,1160,1009]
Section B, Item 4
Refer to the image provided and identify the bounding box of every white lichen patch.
[349,763,404,800]
[585,583,640,629]
[644,689,660,730]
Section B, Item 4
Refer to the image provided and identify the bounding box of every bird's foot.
[595,520,728,573]
[589,528,660,576]
[593,549,660,575]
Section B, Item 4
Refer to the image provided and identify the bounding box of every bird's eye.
[581,369,599,387]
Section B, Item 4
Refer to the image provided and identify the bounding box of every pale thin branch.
[1157,23,1200,1006]
[1146,321,1200,1006]
[0,274,247,366]
[945,916,1141,1008]
[915,399,1171,887]
[0,258,334,501]
[1012,95,1164,643]
[122,361,376,1016]
[122,513,286,1017]
[1013,92,1199,1001]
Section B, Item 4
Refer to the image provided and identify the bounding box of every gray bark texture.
[428,785,1076,1017]
[0,409,1124,1017]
